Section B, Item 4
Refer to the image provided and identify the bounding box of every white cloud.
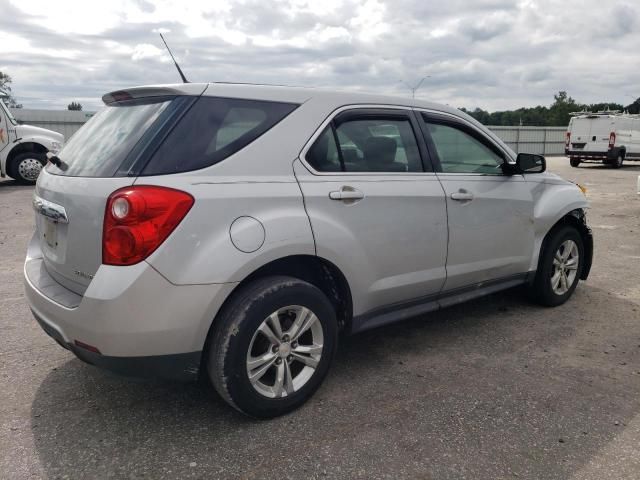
[0,0,638,111]
[131,43,164,60]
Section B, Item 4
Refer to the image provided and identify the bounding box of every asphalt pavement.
[1,157,639,479]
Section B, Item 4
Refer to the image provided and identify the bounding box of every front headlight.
[50,141,62,154]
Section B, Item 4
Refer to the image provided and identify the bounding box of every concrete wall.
[10,108,95,140]
[9,108,568,156]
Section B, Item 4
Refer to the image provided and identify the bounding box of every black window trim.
[417,110,514,176]
[329,123,346,172]
[302,106,436,175]
[118,95,197,177]
[139,96,301,176]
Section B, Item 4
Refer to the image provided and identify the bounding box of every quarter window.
[307,116,423,173]
[142,97,298,175]
[424,121,504,174]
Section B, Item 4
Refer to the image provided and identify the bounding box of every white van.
[0,98,64,184]
[565,112,640,168]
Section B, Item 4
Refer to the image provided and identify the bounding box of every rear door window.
[142,97,298,175]
[306,115,423,173]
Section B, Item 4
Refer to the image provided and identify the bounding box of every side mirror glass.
[516,153,546,173]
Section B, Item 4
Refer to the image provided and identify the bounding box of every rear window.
[141,97,298,175]
[47,96,298,178]
[48,97,174,177]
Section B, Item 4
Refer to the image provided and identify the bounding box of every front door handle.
[450,190,474,202]
[329,187,364,201]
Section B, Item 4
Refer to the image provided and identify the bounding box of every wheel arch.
[7,141,48,165]
[535,209,593,282]
[199,254,353,377]
[5,142,49,180]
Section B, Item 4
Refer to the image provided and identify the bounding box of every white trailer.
[565,112,640,168]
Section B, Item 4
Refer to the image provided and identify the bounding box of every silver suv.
[24,83,593,418]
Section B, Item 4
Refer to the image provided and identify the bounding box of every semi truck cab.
[0,98,64,184]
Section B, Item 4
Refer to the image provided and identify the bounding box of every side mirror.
[516,153,546,174]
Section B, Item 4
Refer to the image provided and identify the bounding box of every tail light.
[103,186,194,266]
[565,132,571,149]
[608,132,616,150]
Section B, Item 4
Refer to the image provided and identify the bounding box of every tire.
[7,152,47,184]
[529,225,584,307]
[208,276,338,418]
[611,153,624,169]
[569,158,581,168]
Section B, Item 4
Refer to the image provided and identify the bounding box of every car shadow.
[30,285,640,479]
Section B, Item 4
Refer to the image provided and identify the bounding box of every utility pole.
[400,76,430,99]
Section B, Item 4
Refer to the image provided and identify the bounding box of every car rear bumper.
[566,149,621,161]
[24,233,236,381]
[30,308,202,380]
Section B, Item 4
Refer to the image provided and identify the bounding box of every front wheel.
[529,226,584,307]
[8,152,47,184]
[569,158,581,168]
[208,276,337,418]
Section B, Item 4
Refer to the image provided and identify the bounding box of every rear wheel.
[569,158,581,168]
[611,153,624,169]
[208,276,337,418]
[529,226,584,307]
[8,152,47,184]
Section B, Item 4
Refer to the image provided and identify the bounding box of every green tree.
[0,71,23,108]
[67,101,83,111]
[548,91,581,126]
[587,102,624,113]
[624,97,640,114]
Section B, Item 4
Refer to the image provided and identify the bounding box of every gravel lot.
[1,157,639,480]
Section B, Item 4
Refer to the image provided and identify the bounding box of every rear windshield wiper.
[46,152,69,171]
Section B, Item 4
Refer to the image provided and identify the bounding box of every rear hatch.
[570,117,615,151]
[587,117,615,150]
[569,118,592,150]
[33,83,299,295]
[34,87,203,295]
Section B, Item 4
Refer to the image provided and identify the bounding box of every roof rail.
[570,110,625,117]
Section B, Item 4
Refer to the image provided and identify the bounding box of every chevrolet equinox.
[24,83,593,418]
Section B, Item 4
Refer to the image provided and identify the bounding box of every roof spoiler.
[102,84,207,105]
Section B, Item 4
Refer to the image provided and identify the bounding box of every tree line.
[460,91,640,127]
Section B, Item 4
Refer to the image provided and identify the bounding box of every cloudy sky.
[0,0,638,111]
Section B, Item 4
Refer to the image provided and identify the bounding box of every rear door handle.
[329,187,364,201]
[450,191,474,202]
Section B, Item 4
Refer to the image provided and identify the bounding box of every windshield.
[0,99,17,125]
[47,97,173,177]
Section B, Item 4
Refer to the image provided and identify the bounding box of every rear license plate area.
[43,219,58,249]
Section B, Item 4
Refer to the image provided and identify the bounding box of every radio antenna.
[159,33,189,83]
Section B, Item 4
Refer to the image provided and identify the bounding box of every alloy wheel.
[246,305,324,398]
[551,239,579,295]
